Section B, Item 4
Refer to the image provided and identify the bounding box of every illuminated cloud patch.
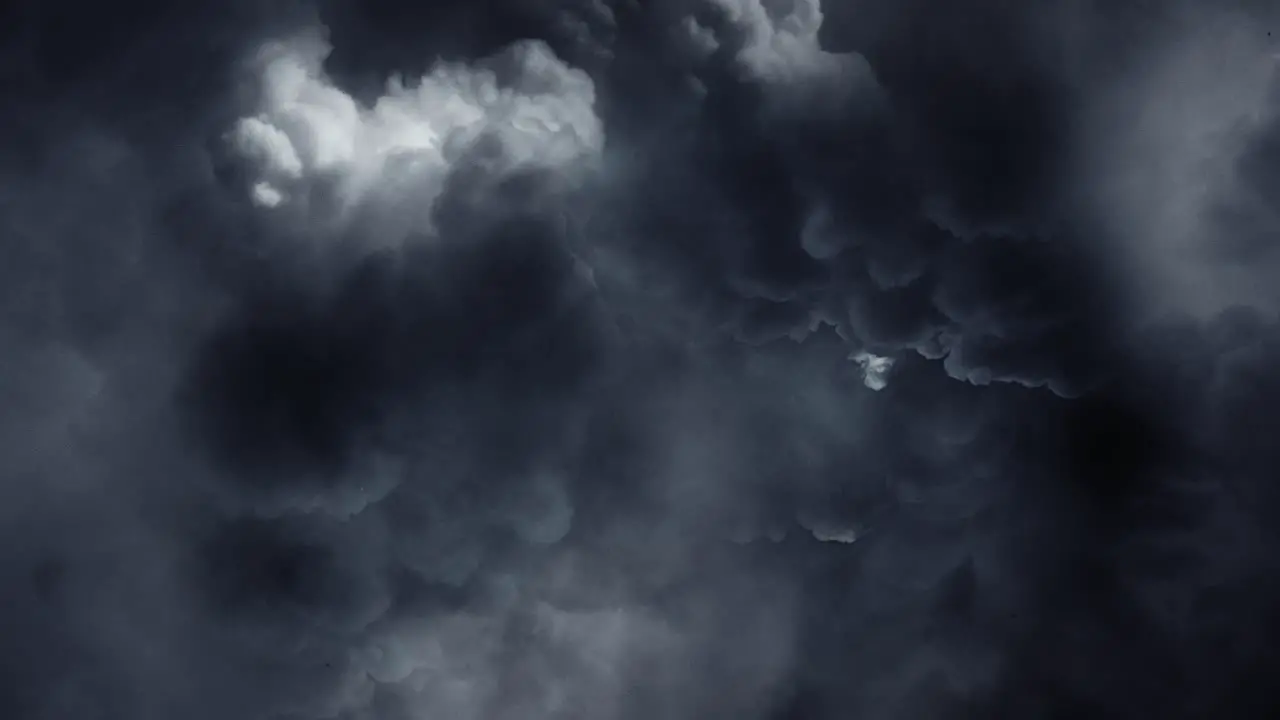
[227,30,603,242]
[851,350,895,391]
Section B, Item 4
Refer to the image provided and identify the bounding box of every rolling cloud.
[4,1,1280,718]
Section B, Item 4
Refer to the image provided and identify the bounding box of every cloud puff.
[227,30,602,243]
[850,350,894,390]
[702,0,874,93]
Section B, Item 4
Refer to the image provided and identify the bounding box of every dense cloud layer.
[5,0,1280,718]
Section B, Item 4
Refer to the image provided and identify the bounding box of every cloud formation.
[6,0,1280,718]
[227,29,602,247]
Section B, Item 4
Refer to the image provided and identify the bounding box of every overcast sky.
[4,1,1280,718]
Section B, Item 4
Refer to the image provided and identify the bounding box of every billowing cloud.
[227,29,602,245]
[7,1,1280,719]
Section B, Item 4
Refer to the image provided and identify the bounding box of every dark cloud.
[5,0,1280,718]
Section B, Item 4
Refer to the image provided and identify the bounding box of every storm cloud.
[4,0,1280,718]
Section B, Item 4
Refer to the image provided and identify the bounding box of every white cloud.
[227,29,603,241]
[705,0,877,99]
[231,115,304,178]
[249,181,284,208]
[850,350,895,391]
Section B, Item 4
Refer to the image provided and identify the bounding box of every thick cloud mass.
[227,31,601,224]
[6,0,1280,718]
